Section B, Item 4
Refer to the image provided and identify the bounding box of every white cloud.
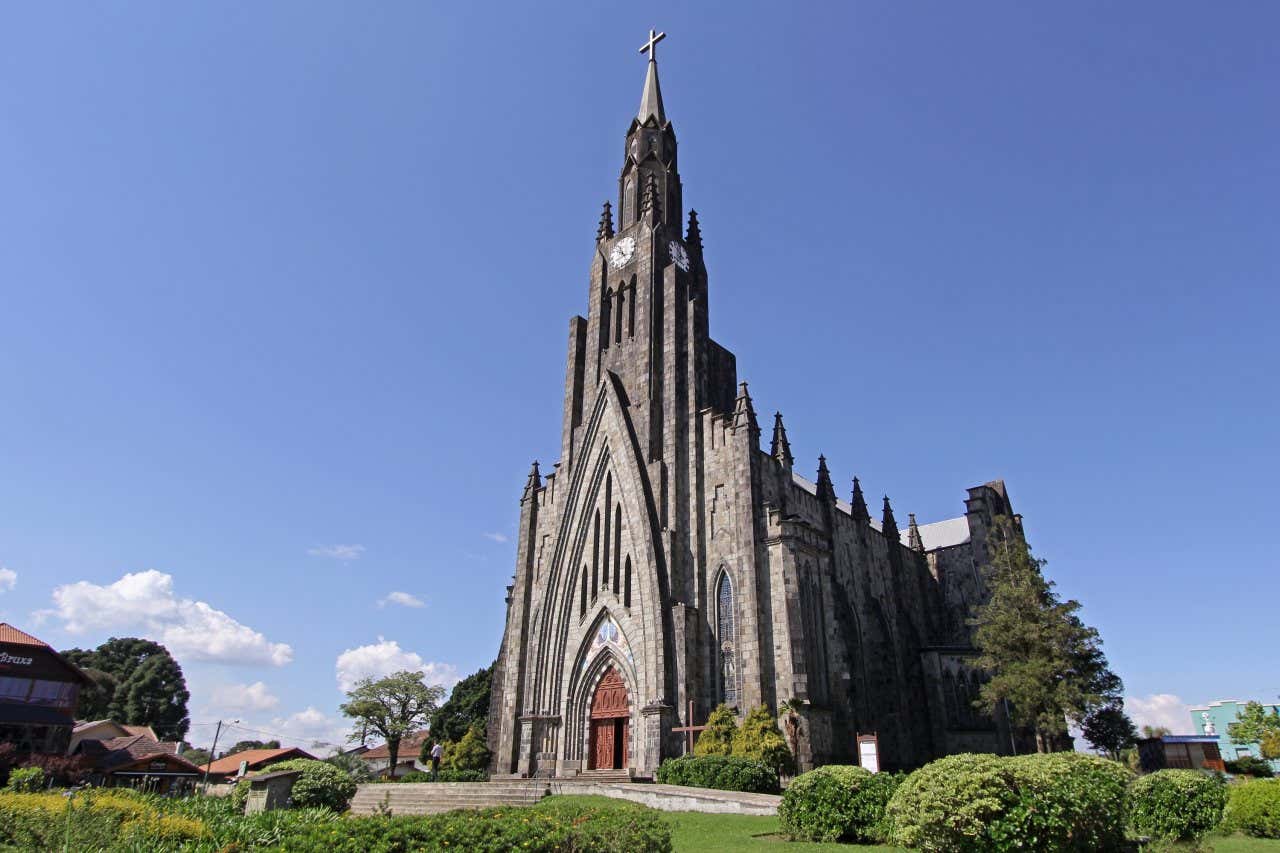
[307,544,365,561]
[47,570,293,667]
[335,637,459,693]
[1127,693,1192,734]
[269,706,346,750]
[378,591,425,609]
[210,681,280,712]
[0,567,15,592]
[483,532,508,544]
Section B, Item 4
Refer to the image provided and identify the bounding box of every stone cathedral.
[488,34,1019,778]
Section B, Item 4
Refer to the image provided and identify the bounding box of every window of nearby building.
[0,677,31,701]
[27,680,75,708]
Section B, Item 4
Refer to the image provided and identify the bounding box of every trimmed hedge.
[1125,769,1226,844]
[779,764,902,843]
[263,795,672,852]
[654,754,780,794]
[0,790,208,850]
[886,752,1133,851]
[1223,777,1280,839]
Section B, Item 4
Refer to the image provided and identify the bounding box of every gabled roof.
[80,734,194,772]
[0,623,50,647]
[902,517,971,551]
[201,747,315,776]
[362,730,430,760]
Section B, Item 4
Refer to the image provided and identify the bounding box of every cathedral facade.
[488,38,1018,777]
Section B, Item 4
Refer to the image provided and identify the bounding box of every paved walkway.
[349,779,780,817]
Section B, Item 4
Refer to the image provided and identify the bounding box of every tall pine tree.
[62,638,191,740]
[970,517,1121,752]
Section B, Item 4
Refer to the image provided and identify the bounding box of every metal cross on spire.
[639,28,666,62]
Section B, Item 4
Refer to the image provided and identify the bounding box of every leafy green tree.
[1141,725,1172,739]
[428,664,493,743]
[692,704,738,757]
[449,721,491,772]
[1082,701,1139,759]
[339,670,443,780]
[224,739,280,756]
[1229,702,1280,760]
[970,517,1121,752]
[181,747,212,766]
[61,637,190,739]
[323,749,373,782]
[733,705,794,775]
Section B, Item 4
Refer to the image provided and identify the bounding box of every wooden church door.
[588,666,629,769]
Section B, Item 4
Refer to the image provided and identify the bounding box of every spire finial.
[686,209,703,252]
[597,201,614,241]
[907,513,925,552]
[816,455,835,502]
[521,460,542,504]
[770,412,793,469]
[732,381,759,436]
[881,495,899,539]
[851,477,870,523]
[637,30,668,125]
[641,173,662,220]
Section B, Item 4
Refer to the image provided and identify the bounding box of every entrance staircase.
[575,768,639,783]
[348,781,548,816]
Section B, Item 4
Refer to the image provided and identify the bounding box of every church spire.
[907,513,925,552]
[851,477,870,523]
[816,455,836,503]
[770,412,793,469]
[637,29,667,126]
[521,461,542,504]
[686,209,703,252]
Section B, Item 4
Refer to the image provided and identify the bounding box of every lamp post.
[201,719,239,794]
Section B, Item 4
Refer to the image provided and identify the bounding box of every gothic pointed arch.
[714,567,739,705]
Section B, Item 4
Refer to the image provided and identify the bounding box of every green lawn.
[544,796,1280,853]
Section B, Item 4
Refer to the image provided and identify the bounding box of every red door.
[588,666,629,770]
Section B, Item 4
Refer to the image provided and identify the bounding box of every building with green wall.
[1190,699,1280,771]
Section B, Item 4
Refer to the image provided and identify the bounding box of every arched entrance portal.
[588,666,629,770]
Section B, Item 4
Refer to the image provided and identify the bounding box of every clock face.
[609,236,636,270]
[668,240,690,272]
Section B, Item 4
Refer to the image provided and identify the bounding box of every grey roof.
[902,517,970,551]
[638,58,666,125]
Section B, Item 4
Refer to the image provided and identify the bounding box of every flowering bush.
[0,790,208,850]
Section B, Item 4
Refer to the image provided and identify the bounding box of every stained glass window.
[717,573,737,704]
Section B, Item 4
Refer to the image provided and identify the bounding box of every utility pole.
[201,719,238,794]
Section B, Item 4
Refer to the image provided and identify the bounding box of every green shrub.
[1223,778,1280,839]
[1226,755,1275,778]
[5,767,43,792]
[655,754,780,794]
[1125,769,1226,843]
[692,704,737,757]
[262,795,671,852]
[779,764,903,843]
[449,721,491,771]
[886,752,1132,851]
[258,758,357,811]
[732,704,794,775]
[396,768,487,783]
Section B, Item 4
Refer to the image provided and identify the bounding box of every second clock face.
[668,240,690,272]
[609,236,636,270]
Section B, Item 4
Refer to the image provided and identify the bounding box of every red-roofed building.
[360,730,431,779]
[0,623,90,754]
[76,734,202,794]
[200,746,316,781]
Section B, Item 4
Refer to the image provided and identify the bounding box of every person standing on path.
[430,740,443,780]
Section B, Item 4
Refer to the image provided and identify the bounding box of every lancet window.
[716,572,737,704]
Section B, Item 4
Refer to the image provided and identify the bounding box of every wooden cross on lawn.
[671,699,708,754]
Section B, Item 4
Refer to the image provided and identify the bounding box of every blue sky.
[1,2,1276,748]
